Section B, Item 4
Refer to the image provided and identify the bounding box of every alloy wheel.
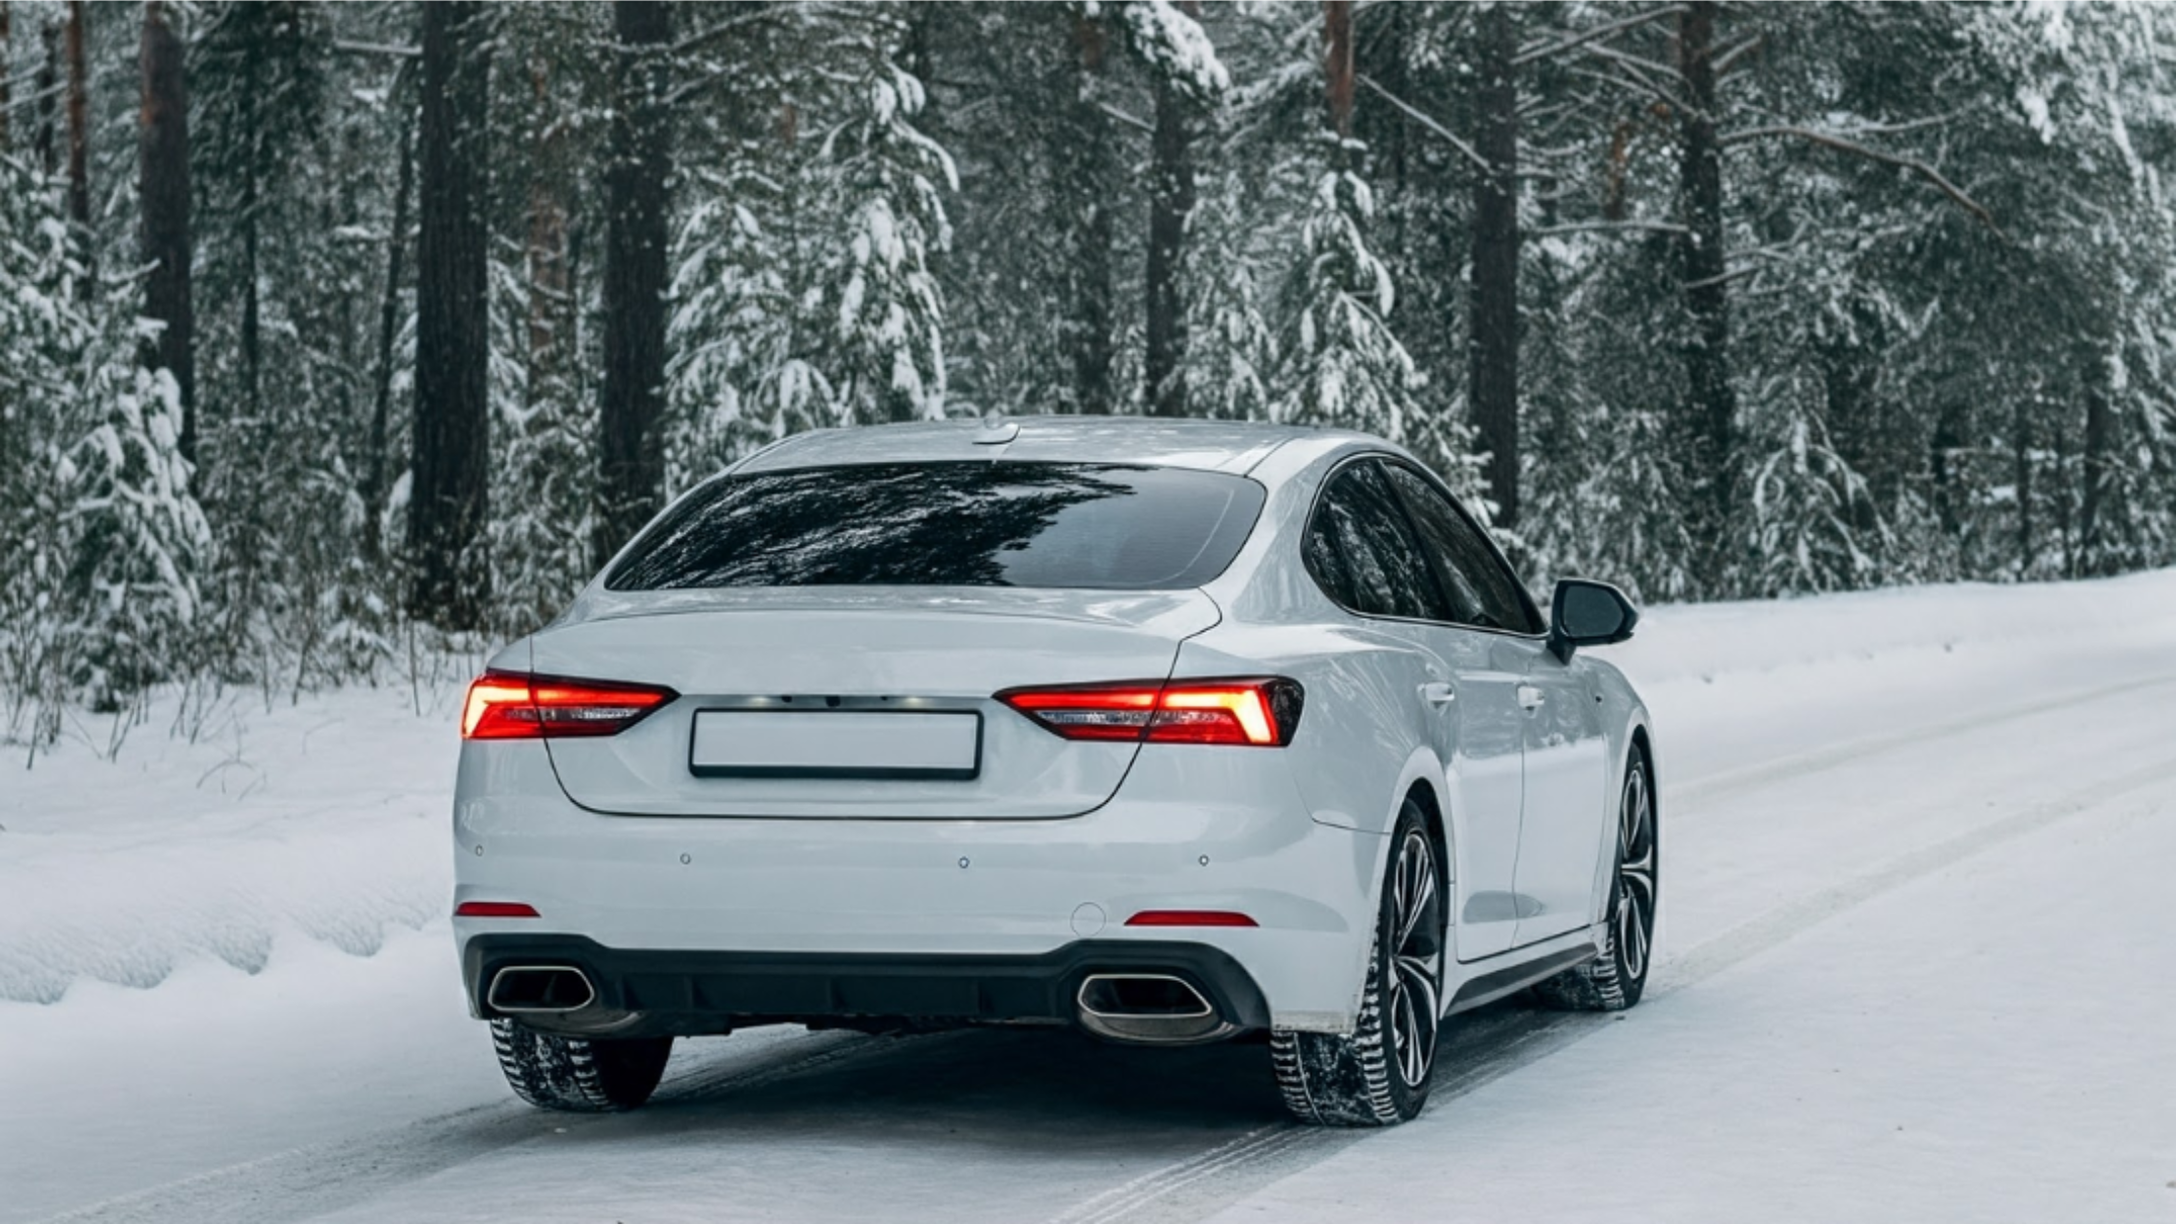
[1615,765,1657,981]
[1385,828,1445,1088]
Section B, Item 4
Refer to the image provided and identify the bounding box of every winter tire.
[1271,795,1446,1126]
[490,1018,674,1113]
[1533,744,1656,1012]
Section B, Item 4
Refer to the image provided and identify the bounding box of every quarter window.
[1303,462,1451,622]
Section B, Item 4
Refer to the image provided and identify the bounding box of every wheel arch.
[1587,719,1658,927]
[1400,775,1452,892]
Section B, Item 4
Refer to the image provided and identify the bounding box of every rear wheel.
[1271,796,1446,1126]
[1533,745,1656,1012]
[490,1019,674,1112]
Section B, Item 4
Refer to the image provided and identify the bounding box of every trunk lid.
[531,587,1218,818]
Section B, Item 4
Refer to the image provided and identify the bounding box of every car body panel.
[453,735,1385,1033]
[530,589,1218,819]
[1510,648,1616,944]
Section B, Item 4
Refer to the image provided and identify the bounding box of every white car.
[452,417,1657,1126]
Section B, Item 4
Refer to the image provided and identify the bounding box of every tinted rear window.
[606,462,1267,591]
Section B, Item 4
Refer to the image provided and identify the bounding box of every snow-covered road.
[5,575,2174,1223]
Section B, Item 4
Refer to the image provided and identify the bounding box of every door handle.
[1516,684,1545,711]
[1420,682,1456,708]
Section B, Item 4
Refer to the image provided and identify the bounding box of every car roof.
[732,416,1369,476]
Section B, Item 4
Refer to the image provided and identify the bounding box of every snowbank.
[0,683,464,1004]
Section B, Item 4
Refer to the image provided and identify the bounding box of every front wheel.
[1533,744,1656,1011]
[1271,796,1446,1126]
[490,1019,674,1112]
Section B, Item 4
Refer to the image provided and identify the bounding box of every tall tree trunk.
[363,81,415,567]
[138,0,194,461]
[63,0,90,294]
[1143,1,1200,419]
[408,1,492,627]
[1323,0,1354,140]
[238,44,263,426]
[1055,13,1113,414]
[1676,0,1735,581]
[2079,347,2111,576]
[1469,3,1520,531]
[2012,395,2033,577]
[527,62,569,397]
[0,2,12,153]
[35,18,57,175]
[594,0,672,567]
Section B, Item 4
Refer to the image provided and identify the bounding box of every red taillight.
[461,671,676,740]
[455,901,541,918]
[996,677,1303,747]
[1125,910,1259,928]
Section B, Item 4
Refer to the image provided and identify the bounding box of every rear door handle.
[1516,685,1545,711]
[1420,682,1456,708]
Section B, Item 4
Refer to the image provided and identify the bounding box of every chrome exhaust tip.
[1075,973,1238,1046]
[487,965,597,1014]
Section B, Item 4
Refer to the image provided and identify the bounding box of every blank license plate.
[689,710,982,781]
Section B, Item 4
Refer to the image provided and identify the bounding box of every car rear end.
[452,433,1381,1045]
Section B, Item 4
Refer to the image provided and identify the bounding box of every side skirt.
[1442,925,1604,1017]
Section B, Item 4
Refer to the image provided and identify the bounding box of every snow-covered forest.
[4,0,2174,740]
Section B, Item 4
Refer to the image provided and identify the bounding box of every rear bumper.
[453,741,1388,1034]
[462,934,1271,1038]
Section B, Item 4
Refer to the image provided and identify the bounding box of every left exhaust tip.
[487,965,597,1013]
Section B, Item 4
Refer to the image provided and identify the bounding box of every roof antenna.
[973,411,1019,446]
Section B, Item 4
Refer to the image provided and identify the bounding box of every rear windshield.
[605,461,1267,592]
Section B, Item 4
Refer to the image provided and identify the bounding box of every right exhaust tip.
[1076,973,1238,1046]
[487,965,597,1014]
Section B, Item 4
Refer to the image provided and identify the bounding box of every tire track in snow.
[1038,750,2176,1224]
[24,1028,931,1224]
[1653,751,2176,994]
[1665,669,2176,813]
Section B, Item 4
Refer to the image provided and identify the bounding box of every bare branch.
[1097,101,1154,134]
[1570,58,1689,115]
[1514,5,1686,67]
[1,78,66,114]
[1531,219,1691,237]
[670,7,782,57]
[1682,264,1762,292]
[1724,125,2004,236]
[332,39,419,59]
[1582,41,1681,85]
[1355,73,1488,173]
[1712,33,1763,76]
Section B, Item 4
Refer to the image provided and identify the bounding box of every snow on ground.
[4,570,2176,1223]
[0,680,466,1005]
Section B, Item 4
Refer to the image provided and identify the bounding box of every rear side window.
[1303,461,1451,622]
[1382,463,1544,634]
[606,462,1266,591]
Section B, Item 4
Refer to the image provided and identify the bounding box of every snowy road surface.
[5,575,2175,1222]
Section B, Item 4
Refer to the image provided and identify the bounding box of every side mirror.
[1547,578,1639,663]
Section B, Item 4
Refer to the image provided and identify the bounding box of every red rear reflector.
[455,901,540,919]
[462,671,676,740]
[997,678,1302,746]
[1125,910,1259,928]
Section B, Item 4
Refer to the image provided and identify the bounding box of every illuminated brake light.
[455,901,541,918]
[461,671,676,740]
[1125,910,1259,928]
[997,678,1303,747]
